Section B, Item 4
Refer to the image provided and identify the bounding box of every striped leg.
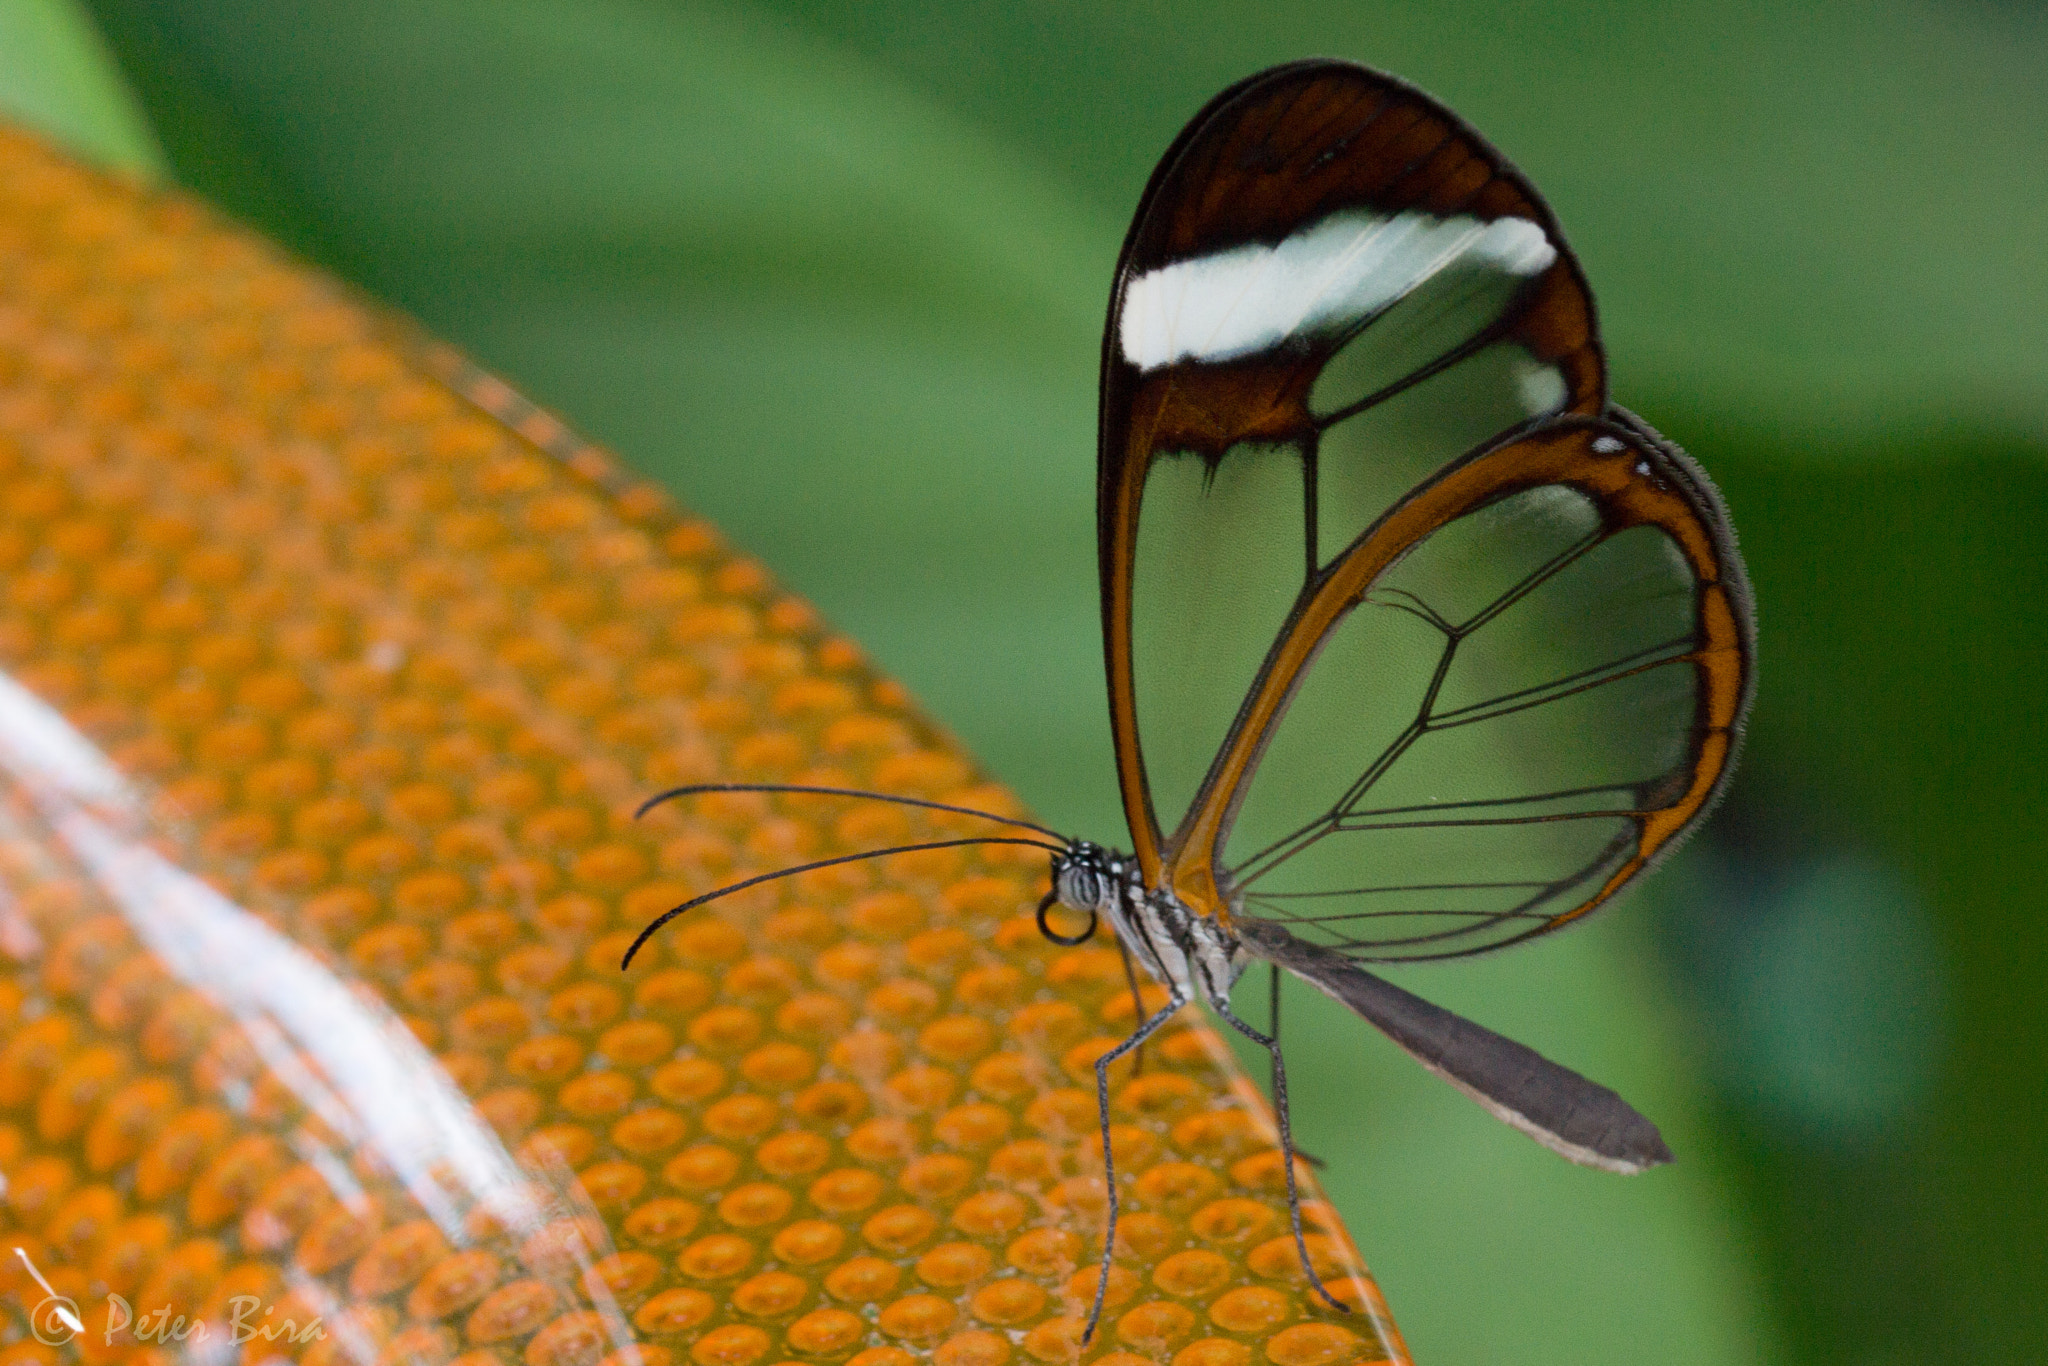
[1211,994,1348,1314]
[1081,991,1188,1344]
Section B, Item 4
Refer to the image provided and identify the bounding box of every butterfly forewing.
[1102,60,1604,897]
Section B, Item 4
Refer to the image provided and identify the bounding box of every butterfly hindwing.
[1200,414,1753,958]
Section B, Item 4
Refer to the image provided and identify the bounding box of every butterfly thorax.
[1050,840,1243,1007]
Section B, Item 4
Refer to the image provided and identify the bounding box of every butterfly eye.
[1055,862,1106,912]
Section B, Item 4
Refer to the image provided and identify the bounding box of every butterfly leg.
[1115,936,1149,1076]
[1266,965,1324,1170]
[1211,994,1349,1314]
[1082,990,1189,1345]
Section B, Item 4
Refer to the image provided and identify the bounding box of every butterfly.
[627,58,1755,1341]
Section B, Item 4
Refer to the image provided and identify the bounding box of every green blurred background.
[4,2,2044,1362]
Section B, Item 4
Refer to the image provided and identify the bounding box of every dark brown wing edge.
[1236,918,1673,1172]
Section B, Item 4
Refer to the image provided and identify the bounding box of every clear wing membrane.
[1130,447,1307,832]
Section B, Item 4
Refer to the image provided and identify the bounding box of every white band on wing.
[1120,209,1555,373]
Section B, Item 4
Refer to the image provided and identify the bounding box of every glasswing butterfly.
[629,58,1755,1340]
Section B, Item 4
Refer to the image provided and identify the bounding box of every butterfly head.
[1055,840,1121,912]
[1037,840,1133,947]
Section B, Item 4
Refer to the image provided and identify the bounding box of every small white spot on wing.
[1512,359,1567,416]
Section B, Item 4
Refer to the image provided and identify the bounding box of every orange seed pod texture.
[0,123,1409,1366]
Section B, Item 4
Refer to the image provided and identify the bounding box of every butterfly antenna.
[637,782,1066,840]
[619,835,1066,969]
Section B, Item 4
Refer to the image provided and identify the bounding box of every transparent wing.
[1100,60,1602,891]
[1214,415,1754,960]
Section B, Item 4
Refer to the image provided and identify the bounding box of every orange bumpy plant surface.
[0,123,1410,1366]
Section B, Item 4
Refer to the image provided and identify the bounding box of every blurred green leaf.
[0,0,161,171]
